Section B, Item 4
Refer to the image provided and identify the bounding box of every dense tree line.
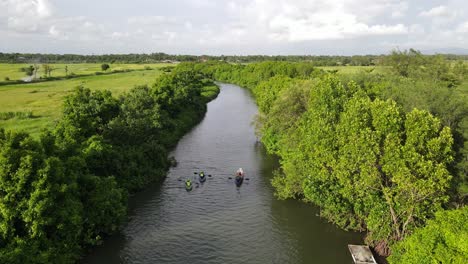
[0,65,219,263]
[1,52,466,65]
[194,53,467,260]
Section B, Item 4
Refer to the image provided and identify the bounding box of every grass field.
[318,65,390,74]
[0,63,168,81]
[0,65,167,136]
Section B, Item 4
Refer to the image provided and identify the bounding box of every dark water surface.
[82,83,362,264]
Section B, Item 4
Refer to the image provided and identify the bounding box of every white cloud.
[3,0,54,18]
[1,0,467,55]
[1,0,54,32]
[226,0,409,42]
[419,5,455,18]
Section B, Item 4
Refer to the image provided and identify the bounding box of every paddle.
[229,176,250,180]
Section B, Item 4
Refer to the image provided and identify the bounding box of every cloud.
[1,0,54,32]
[419,5,455,18]
[226,0,409,42]
[1,0,467,55]
[3,0,54,18]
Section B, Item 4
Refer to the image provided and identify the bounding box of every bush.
[4,76,10,81]
[101,63,110,71]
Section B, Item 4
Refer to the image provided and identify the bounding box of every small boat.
[185,179,193,191]
[235,175,244,186]
[235,168,244,186]
[199,172,206,183]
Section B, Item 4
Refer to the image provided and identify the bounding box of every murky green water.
[82,83,362,264]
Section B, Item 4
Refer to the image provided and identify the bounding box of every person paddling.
[236,168,244,177]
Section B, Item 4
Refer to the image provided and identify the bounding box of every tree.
[20,65,34,76]
[42,64,54,77]
[101,63,110,71]
[388,206,468,264]
[264,76,454,255]
[54,86,120,145]
[0,130,83,263]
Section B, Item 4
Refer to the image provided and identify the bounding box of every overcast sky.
[1,0,467,55]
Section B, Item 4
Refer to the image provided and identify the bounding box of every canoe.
[235,175,244,186]
[199,174,206,182]
[185,180,193,191]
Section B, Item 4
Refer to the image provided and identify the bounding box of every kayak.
[199,173,206,182]
[235,175,244,186]
[185,180,193,191]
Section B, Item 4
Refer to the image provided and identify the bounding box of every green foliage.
[42,64,53,78]
[384,49,464,87]
[0,129,83,263]
[199,59,461,257]
[55,86,120,146]
[0,65,219,263]
[389,206,468,264]
[20,65,35,77]
[101,63,110,71]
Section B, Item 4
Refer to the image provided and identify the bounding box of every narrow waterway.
[82,83,362,264]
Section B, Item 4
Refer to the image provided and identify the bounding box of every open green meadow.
[318,65,390,74]
[0,64,168,136]
[0,63,168,81]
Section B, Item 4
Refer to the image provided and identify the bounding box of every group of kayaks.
[185,168,245,191]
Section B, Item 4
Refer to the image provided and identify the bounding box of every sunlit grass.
[0,69,164,136]
[318,65,390,74]
[0,63,169,81]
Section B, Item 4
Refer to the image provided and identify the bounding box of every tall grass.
[0,111,33,120]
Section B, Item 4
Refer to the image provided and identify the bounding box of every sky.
[0,0,467,55]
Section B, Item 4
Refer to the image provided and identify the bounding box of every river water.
[82,83,362,264]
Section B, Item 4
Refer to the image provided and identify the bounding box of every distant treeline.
[1,51,467,66]
[192,50,468,262]
[0,65,219,263]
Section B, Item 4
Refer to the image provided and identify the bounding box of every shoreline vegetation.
[0,64,219,263]
[193,49,467,262]
[0,49,467,263]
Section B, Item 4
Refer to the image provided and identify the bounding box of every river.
[82,83,363,264]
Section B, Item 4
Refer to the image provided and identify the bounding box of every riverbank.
[82,82,362,264]
[0,66,220,263]
[194,60,466,261]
